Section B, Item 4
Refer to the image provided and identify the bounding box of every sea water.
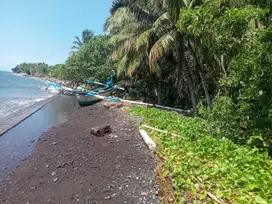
[0,71,55,119]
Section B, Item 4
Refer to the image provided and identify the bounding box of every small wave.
[0,72,57,119]
[0,97,51,119]
[34,98,47,102]
[39,84,60,94]
[46,86,60,94]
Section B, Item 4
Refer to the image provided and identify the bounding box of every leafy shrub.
[132,107,272,203]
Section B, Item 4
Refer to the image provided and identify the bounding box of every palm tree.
[105,0,165,103]
[106,0,200,109]
[70,29,95,53]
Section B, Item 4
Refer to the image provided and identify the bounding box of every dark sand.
[0,103,160,204]
[0,96,77,181]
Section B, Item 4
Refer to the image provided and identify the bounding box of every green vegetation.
[11,62,50,77]
[9,0,272,202]
[70,29,95,54]
[49,35,113,81]
[106,0,272,154]
[132,107,272,203]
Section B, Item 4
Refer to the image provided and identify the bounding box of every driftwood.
[91,125,111,137]
[139,129,156,150]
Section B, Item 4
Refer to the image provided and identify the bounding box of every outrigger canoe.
[76,86,113,107]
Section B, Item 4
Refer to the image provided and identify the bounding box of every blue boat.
[76,86,113,106]
[46,70,138,106]
[76,71,115,106]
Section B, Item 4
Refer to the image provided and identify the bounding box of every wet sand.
[0,103,160,204]
[0,96,56,137]
[0,95,77,181]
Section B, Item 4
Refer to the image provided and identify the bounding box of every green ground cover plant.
[131,107,272,203]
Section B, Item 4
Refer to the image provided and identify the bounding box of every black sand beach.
[0,101,160,203]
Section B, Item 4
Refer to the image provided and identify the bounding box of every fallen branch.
[141,125,179,137]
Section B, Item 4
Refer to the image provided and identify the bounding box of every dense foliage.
[106,0,272,152]
[132,107,272,203]
[11,62,50,77]
[49,35,113,82]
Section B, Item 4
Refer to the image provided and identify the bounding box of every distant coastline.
[14,71,80,91]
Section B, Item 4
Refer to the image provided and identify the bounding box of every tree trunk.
[154,80,162,105]
[178,34,197,112]
[188,40,212,110]
[197,63,212,110]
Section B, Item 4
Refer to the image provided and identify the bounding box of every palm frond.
[106,7,137,33]
[74,36,83,46]
[152,12,173,37]
[128,3,157,22]
[166,0,184,23]
[136,12,172,52]
[153,12,171,27]
[116,53,129,76]
[110,35,137,61]
[119,22,151,35]
[111,0,157,23]
[69,50,77,55]
[148,0,167,15]
[182,0,196,8]
[109,32,138,47]
[136,28,155,51]
[71,45,80,50]
[149,30,177,72]
[115,37,137,59]
[111,0,125,14]
[127,53,141,76]
[104,16,112,32]
[116,51,142,77]
[82,29,95,43]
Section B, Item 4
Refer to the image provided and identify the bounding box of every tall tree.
[106,0,200,109]
[66,35,113,81]
[70,29,95,53]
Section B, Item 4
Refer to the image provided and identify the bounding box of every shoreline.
[0,95,57,137]
[0,103,160,203]
[12,72,77,89]
[0,95,77,181]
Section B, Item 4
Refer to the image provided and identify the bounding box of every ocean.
[0,71,56,119]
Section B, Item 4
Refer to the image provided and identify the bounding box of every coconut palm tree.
[105,0,165,103]
[70,29,95,53]
[106,0,200,109]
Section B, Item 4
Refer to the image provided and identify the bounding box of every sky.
[0,0,112,71]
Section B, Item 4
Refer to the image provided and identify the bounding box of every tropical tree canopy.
[50,35,113,82]
[105,0,272,152]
